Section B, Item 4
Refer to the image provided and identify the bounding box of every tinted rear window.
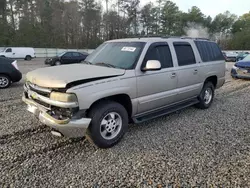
[194,41,224,62]
[174,42,196,66]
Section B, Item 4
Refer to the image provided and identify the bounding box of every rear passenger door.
[72,52,81,63]
[4,48,14,58]
[173,42,202,101]
[136,42,178,114]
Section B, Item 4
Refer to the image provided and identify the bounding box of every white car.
[0,47,36,60]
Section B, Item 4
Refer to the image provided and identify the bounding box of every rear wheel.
[86,101,128,148]
[0,74,11,89]
[195,82,215,109]
[25,55,32,61]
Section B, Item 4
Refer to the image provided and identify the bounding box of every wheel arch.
[86,94,133,122]
[204,75,217,88]
[0,72,12,81]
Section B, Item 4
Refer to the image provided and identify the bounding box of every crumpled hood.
[235,61,250,68]
[26,64,125,88]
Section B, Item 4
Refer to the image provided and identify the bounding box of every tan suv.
[23,37,226,148]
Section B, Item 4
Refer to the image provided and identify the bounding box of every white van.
[0,47,36,60]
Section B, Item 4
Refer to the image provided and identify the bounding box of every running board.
[133,98,199,123]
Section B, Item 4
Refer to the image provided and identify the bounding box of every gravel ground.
[1,60,250,187]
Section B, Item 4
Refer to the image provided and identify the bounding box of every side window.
[174,42,196,66]
[6,48,12,53]
[194,41,224,62]
[72,52,80,57]
[145,45,173,69]
[63,52,72,57]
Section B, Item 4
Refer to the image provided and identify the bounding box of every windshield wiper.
[95,62,116,68]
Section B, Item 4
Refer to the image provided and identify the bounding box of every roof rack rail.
[180,36,210,40]
[126,35,210,41]
[128,35,163,38]
[195,37,210,41]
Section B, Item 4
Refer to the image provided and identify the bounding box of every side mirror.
[142,60,161,71]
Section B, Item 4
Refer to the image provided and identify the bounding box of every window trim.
[173,42,196,67]
[5,48,12,53]
[141,42,173,70]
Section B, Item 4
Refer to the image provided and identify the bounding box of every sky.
[104,0,250,18]
[141,0,250,18]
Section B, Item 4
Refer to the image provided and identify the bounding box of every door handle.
[193,69,198,74]
[171,73,176,78]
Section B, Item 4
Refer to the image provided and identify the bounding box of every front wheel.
[55,61,61,66]
[195,82,215,109]
[86,101,128,148]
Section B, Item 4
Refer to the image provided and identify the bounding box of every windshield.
[242,54,250,61]
[57,51,66,57]
[84,42,146,69]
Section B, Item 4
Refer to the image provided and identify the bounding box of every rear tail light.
[11,60,19,70]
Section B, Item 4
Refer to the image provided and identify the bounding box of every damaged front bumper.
[22,91,91,138]
[231,66,250,79]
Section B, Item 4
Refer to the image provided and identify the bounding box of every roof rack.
[126,35,210,41]
[180,36,210,40]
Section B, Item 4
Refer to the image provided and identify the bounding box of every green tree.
[232,12,250,34]
[160,1,181,35]
[140,3,154,35]
[186,6,206,24]
[211,11,237,34]
[119,0,140,35]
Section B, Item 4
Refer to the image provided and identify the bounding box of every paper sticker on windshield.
[121,47,136,52]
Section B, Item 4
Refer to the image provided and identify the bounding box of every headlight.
[50,92,77,102]
[232,65,239,70]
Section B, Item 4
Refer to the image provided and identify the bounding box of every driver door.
[61,52,73,64]
[136,42,178,114]
[5,48,15,58]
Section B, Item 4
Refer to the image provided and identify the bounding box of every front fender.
[67,77,137,111]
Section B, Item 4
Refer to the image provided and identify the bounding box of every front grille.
[33,99,51,109]
[26,82,51,98]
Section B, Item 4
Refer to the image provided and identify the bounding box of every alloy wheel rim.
[204,88,212,105]
[100,112,122,140]
[0,77,9,88]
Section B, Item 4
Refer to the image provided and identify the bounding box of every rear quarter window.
[194,41,224,62]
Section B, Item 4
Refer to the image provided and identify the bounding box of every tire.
[86,101,128,148]
[55,61,61,66]
[25,55,32,61]
[195,82,215,109]
[0,74,11,89]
